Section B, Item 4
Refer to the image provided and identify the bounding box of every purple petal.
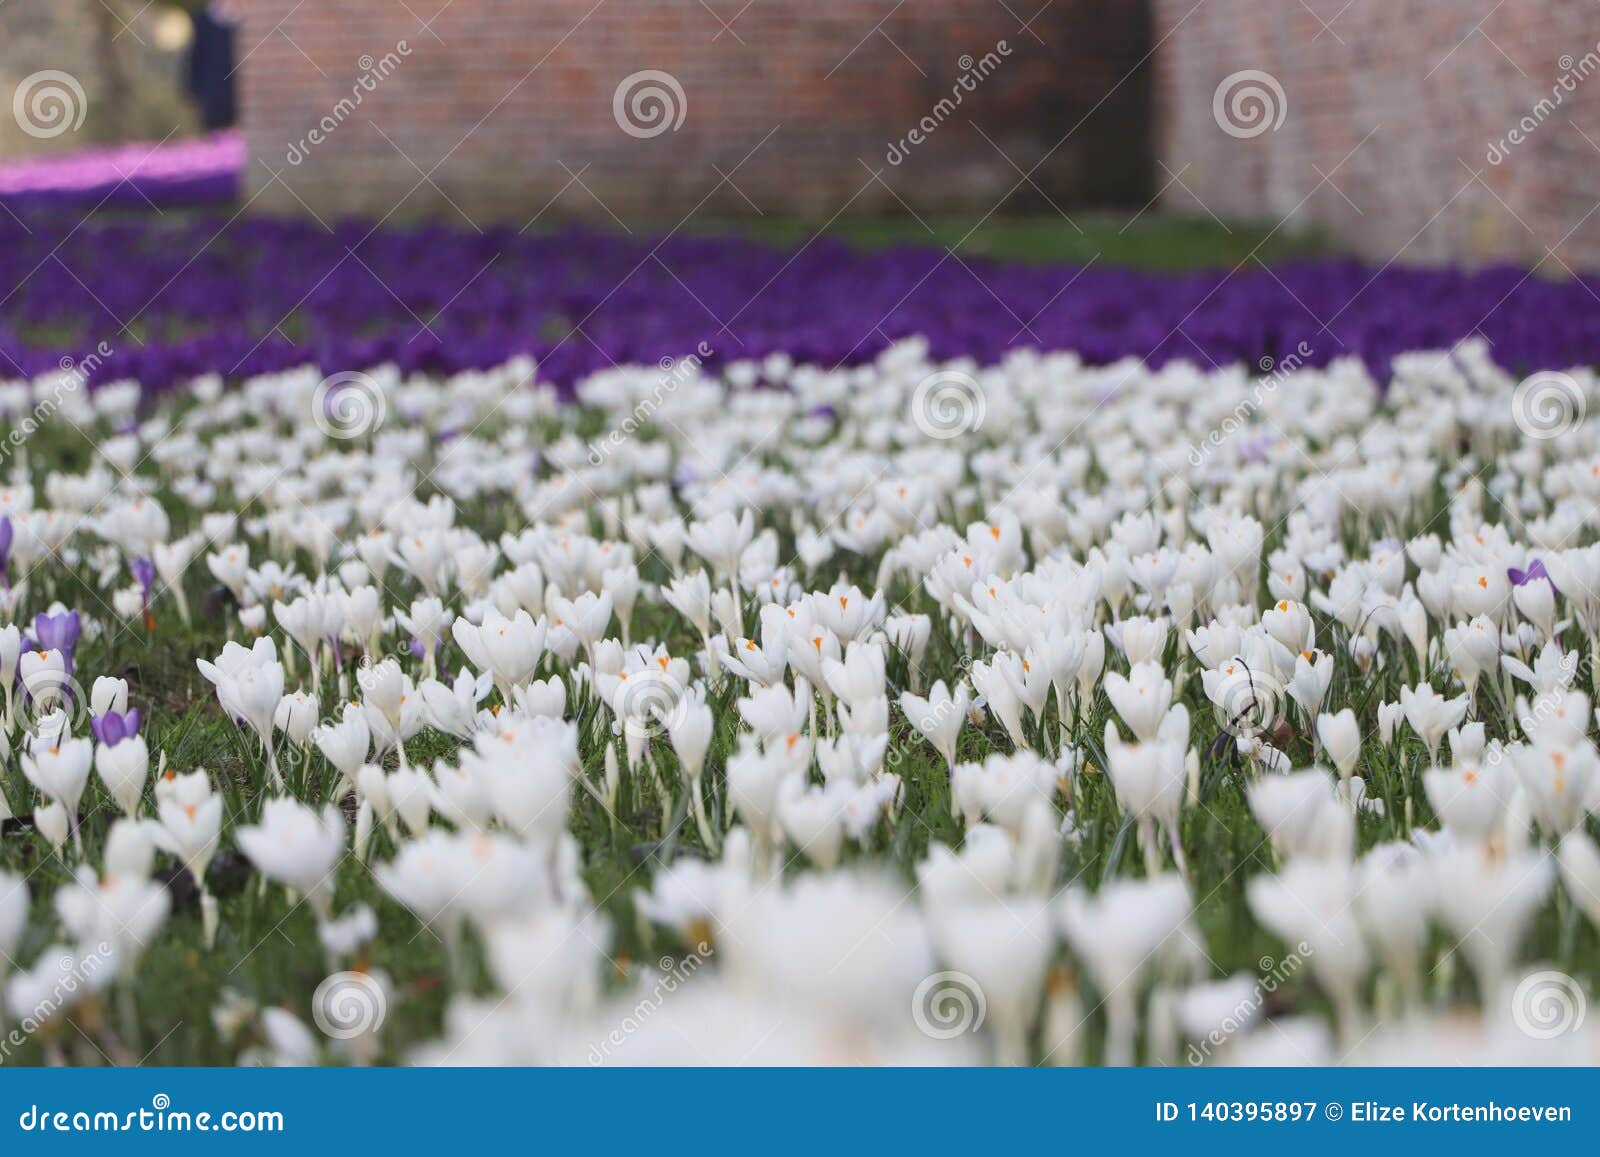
[91,709,142,747]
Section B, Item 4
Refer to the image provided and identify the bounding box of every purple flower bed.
[0,132,242,213]
[1,207,1596,391]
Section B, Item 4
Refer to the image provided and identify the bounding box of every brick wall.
[1152,0,1600,267]
[234,0,1150,223]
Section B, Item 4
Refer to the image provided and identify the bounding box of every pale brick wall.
[1152,0,1600,267]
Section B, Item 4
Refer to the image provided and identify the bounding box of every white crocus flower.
[1102,661,1172,743]
[236,800,347,920]
[1399,682,1470,763]
[18,648,68,711]
[94,732,149,817]
[1442,616,1499,702]
[1428,846,1553,1001]
[314,703,371,795]
[0,872,28,994]
[90,676,129,717]
[685,508,755,581]
[1247,768,1351,863]
[1557,831,1600,932]
[1286,649,1334,718]
[22,738,93,851]
[454,607,547,696]
[969,658,1027,749]
[1501,640,1579,697]
[1110,614,1170,667]
[420,668,493,738]
[1315,709,1361,780]
[821,639,887,704]
[1060,875,1193,1066]
[1247,860,1368,1046]
[151,771,224,946]
[899,679,969,770]
[1103,706,1191,871]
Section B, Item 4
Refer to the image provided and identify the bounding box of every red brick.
[235,0,1150,222]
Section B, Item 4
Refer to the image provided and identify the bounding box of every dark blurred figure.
[186,2,238,130]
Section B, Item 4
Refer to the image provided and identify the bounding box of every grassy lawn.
[694,214,1333,269]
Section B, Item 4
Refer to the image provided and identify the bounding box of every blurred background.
[1,0,1596,267]
[1,0,1598,394]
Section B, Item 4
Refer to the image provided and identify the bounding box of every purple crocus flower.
[131,556,157,628]
[91,709,142,747]
[1508,559,1551,588]
[0,515,11,590]
[31,609,81,671]
[131,556,155,594]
